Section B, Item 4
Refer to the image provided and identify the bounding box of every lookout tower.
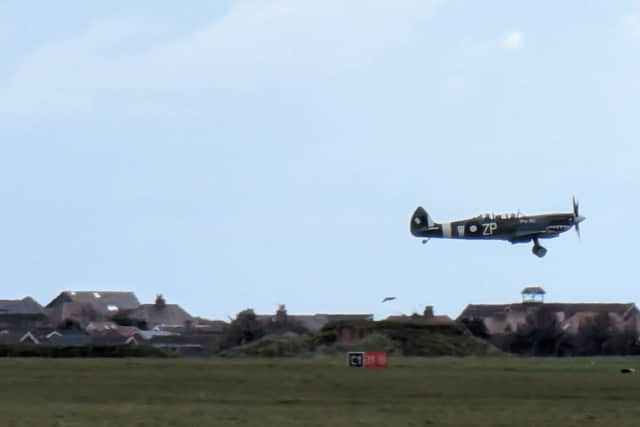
[521,286,545,303]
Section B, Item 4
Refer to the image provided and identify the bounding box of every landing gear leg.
[532,237,547,258]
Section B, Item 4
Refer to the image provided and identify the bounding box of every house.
[86,321,141,338]
[458,287,640,336]
[45,301,99,329]
[0,297,48,329]
[46,291,140,318]
[192,317,228,334]
[121,294,194,330]
[257,305,374,331]
[19,331,41,344]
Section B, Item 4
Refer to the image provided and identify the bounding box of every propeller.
[572,196,586,239]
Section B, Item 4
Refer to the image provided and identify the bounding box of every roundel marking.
[470,225,478,233]
[414,217,422,225]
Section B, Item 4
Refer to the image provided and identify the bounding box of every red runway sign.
[347,352,388,368]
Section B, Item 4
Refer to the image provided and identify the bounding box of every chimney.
[423,305,434,319]
[275,304,288,323]
[155,294,166,309]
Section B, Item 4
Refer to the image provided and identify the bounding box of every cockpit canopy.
[475,212,521,220]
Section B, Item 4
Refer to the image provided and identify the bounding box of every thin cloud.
[501,31,524,49]
[0,0,441,119]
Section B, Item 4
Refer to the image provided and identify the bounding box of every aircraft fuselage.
[410,200,585,257]
[413,213,575,241]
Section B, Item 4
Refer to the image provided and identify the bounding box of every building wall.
[483,312,527,334]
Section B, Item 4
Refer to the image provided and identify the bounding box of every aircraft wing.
[508,230,560,243]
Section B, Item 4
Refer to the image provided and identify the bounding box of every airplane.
[410,197,585,257]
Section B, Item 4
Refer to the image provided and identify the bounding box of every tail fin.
[410,206,435,236]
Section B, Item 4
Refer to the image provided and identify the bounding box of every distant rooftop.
[46,291,140,314]
[0,297,44,316]
[459,302,637,320]
[256,311,373,332]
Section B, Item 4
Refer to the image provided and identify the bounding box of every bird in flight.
[382,297,397,303]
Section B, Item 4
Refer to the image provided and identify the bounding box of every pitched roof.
[47,291,140,314]
[458,303,637,319]
[133,304,194,328]
[20,331,40,344]
[0,297,44,316]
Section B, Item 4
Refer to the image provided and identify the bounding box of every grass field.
[1,356,640,427]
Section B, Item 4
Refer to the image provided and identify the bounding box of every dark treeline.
[219,308,308,351]
[463,308,640,356]
[0,344,172,358]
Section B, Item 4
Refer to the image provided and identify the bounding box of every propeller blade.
[572,196,585,240]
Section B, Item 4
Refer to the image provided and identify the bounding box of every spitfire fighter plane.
[410,198,585,257]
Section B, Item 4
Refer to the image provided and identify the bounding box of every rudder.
[410,206,435,236]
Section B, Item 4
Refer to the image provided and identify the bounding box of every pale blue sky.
[1,1,639,320]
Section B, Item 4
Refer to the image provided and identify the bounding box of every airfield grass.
[1,357,640,427]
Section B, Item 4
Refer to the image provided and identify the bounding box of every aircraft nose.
[575,215,586,224]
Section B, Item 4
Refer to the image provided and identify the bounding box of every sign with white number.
[347,352,387,368]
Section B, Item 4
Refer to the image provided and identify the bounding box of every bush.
[319,319,498,357]
[326,333,399,355]
[218,332,314,357]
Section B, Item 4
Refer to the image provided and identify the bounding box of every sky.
[1,0,639,320]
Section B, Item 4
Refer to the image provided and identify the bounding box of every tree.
[220,309,266,349]
[602,324,639,355]
[460,318,490,340]
[265,305,308,334]
[510,307,565,356]
[576,312,612,355]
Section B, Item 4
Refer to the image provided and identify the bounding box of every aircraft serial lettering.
[482,223,498,235]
